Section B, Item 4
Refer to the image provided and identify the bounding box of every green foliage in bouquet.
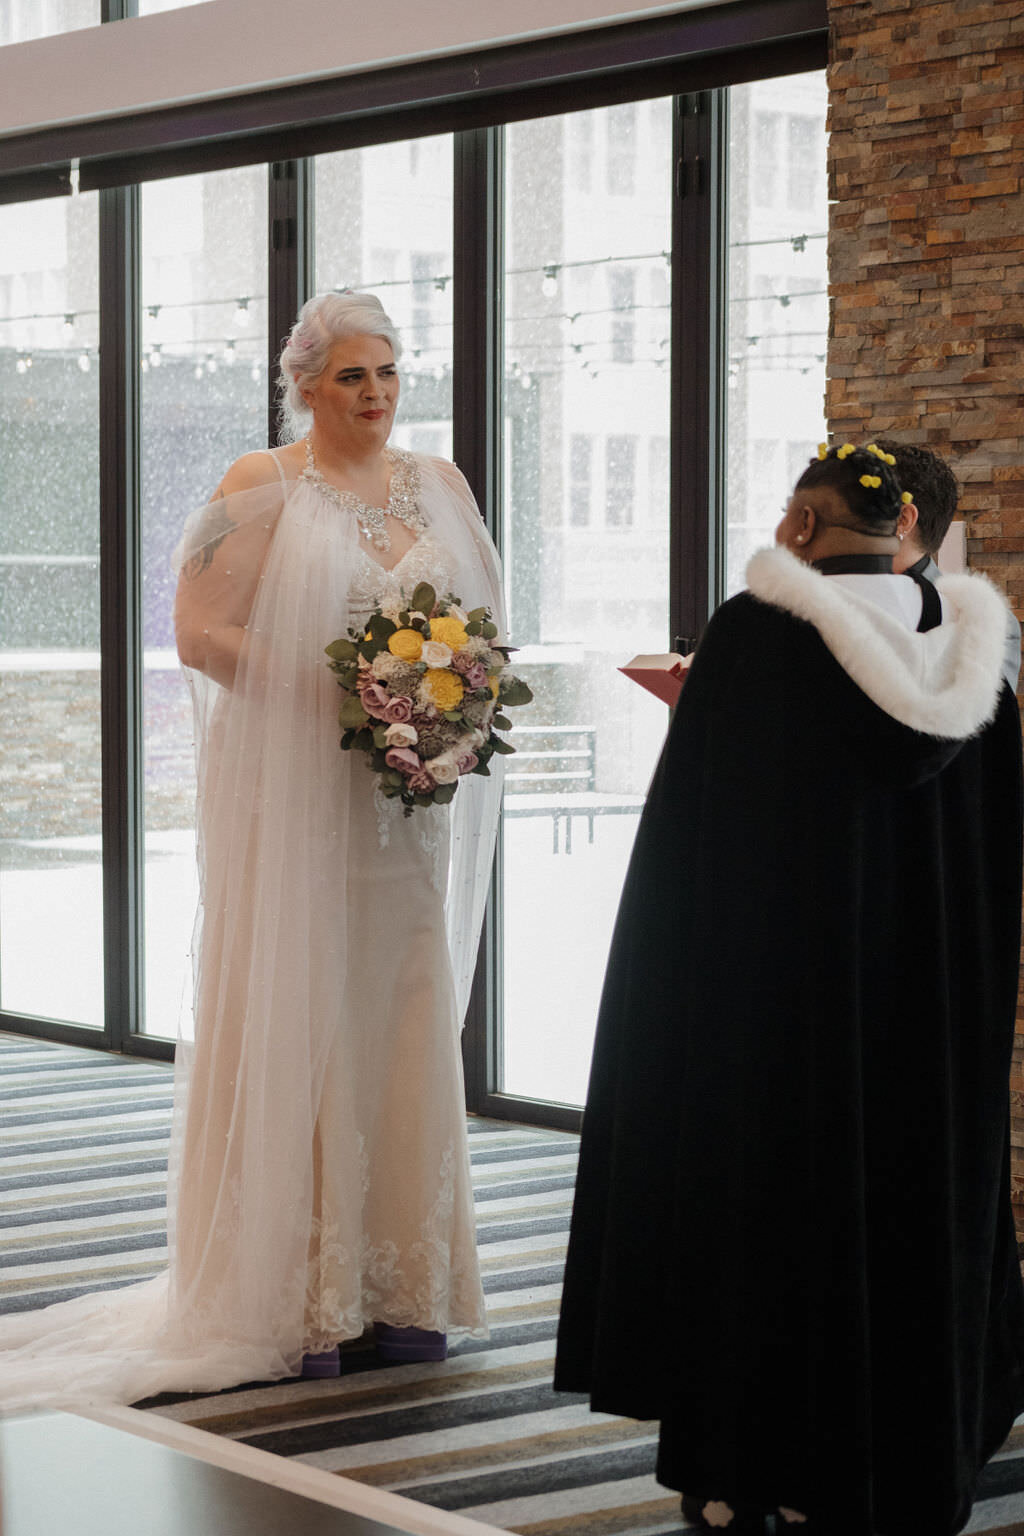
[325,585,533,815]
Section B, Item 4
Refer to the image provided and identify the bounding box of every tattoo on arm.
[183,491,237,580]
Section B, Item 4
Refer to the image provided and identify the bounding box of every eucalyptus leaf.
[471,761,492,776]
[372,726,390,749]
[368,613,397,643]
[466,621,482,637]
[493,713,513,730]
[491,736,516,755]
[443,710,464,722]
[433,782,457,804]
[411,581,437,615]
[481,620,498,639]
[338,695,370,729]
[500,677,534,707]
[325,637,358,662]
[466,607,488,623]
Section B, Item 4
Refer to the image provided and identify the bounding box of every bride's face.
[304,334,399,451]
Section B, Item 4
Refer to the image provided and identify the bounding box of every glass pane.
[726,72,829,594]
[137,1,210,11]
[0,192,102,1027]
[0,1,99,44]
[314,135,454,458]
[502,100,673,1106]
[140,166,268,1038]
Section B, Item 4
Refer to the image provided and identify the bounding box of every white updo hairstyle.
[277,290,403,441]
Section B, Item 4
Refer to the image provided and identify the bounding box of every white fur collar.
[745,546,1008,739]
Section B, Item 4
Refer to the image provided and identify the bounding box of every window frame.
[0,3,827,1123]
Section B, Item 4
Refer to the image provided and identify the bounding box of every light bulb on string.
[205,353,218,374]
[223,339,236,365]
[234,298,251,328]
[150,345,162,369]
[77,352,91,373]
[63,314,76,339]
[250,363,261,383]
[194,362,204,380]
[15,355,28,374]
[541,265,559,298]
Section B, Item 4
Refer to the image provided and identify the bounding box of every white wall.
[0,0,731,140]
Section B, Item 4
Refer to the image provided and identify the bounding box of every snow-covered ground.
[0,809,643,1107]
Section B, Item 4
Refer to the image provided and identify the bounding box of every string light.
[77,352,91,372]
[62,314,75,338]
[541,265,560,298]
[234,298,251,327]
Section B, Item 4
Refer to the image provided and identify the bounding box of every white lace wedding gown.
[0,453,503,1410]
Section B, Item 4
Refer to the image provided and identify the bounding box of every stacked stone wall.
[826,0,1024,1211]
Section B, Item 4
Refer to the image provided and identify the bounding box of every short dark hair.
[795,445,903,534]
[874,439,959,558]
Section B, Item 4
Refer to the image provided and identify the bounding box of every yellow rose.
[489,675,500,697]
[428,616,469,652]
[422,669,465,711]
[388,628,424,662]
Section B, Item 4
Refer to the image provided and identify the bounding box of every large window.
[0,192,102,1028]
[500,102,672,1107]
[725,73,829,593]
[0,41,829,1115]
[140,166,268,1038]
[314,136,455,459]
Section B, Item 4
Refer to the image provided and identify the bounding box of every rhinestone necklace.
[301,438,426,551]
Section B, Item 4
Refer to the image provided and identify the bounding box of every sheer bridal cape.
[0,454,505,1412]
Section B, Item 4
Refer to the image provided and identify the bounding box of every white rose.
[421,640,453,668]
[380,598,404,623]
[430,753,459,784]
[384,722,419,748]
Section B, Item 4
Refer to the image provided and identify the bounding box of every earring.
[795,534,806,544]
[897,532,904,541]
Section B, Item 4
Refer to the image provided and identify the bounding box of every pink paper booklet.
[619,652,692,706]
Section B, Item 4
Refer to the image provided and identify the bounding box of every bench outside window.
[503,725,645,853]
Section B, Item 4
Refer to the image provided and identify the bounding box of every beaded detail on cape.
[301,443,427,550]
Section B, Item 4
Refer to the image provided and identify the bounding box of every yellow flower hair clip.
[859,474,882,489]
[901,491,913,505]
[836,444,856,460]
[817,443,829,460]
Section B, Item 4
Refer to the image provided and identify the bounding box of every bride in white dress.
[0,292,505,1408]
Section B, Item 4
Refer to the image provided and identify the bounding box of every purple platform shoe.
[373,1323,448,1363]
[300,1346,341,1378]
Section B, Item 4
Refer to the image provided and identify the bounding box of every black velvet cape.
[554,589,1024,1536]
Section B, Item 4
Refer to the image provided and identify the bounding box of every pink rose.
[381,694,415,724]
[463,662,489,690]
[406,767,437,793]
[385,747,423,776]
[457,751,479,775]
[358,680,392,719]
[451,651,476,677]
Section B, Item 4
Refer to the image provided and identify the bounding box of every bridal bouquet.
[326,582,533,816]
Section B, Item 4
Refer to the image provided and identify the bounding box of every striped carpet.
[4,1032,1024,1535]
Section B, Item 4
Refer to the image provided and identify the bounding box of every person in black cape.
[554,442,1024,1536]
